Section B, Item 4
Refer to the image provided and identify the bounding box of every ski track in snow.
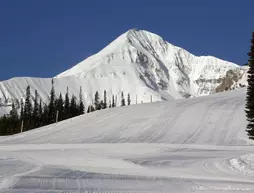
[0,88,254,192]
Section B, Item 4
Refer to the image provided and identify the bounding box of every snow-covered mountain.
[0,29,248,109]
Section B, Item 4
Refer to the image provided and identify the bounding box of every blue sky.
[0,0,253,80]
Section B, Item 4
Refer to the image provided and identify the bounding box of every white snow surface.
[0,88,254,192]
[0,29,248,110]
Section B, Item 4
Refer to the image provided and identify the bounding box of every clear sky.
[0,0,253,81]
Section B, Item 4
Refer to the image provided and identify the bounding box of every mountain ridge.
[0,29,248,111]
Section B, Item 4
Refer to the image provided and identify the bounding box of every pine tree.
[70,95,78,117]
[24,85,32,130]
[79,87,85,115]
[87,105,95,113]
[0,115,9,136]
[48,79,56,124]
[38,99,43,126]
[10,102,18,120]
[103,90,107,109]
[64,87,70,119]
[112,95,115,108]
[56,93,64,122]
[121,92,126,106]
[32,90,39,128]
[94,91,100,110]
[109,100,112,108]
[100,100,104,110]
[10,101,18,134]
[20,100,24,121]
[42,103,49,125]
[127,93,131,105]
[246,32,254,140]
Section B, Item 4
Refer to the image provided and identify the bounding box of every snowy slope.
[0,29,248,110]
[0,88,250,145]
[0,88,254,192]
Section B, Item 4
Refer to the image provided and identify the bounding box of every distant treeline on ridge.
[0,79,131,136]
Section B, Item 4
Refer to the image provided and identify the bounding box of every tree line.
[0,79,131,136]
[246,32,254,140]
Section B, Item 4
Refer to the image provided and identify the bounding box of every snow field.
[0,88,253,192]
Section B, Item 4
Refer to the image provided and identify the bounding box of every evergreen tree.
[121,92,126,106]
[42,103,49,125]
[109,100,112,108]
[100,100,104,110]
[127,93,131,105]
[48,79,56,124]
[24,85,32,130]
[103,90,107,109]
[32,90,39,128]
[10,102,18,120]
[10,101,18,134]
[0,115,9,136]
[94,91,100,110]
[246,32,254,140]
[38,99,43,126]
[70,95,78,117]
[20,100,24,121]
[87,105,95,113]
[112,95,115,108]
[56,93,64,122]
[79,87,85,115]
[64,87,70,119]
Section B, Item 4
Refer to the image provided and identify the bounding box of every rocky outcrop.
[216,69,247,93]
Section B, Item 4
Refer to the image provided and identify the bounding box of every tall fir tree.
[0,115,8,136]
[20,99,24,121]
[64,87,70,119]
[127,93,131,105]
[10,101,18,134]
[42,103,49,125]
[103,90,107,109]
[79,87,85,115]
[38,99,43,126]
[24,85,32,130]
[10,102,18,120]
[87,105,95,113]
[70,95,78,117]
[246,32,254,140]
[112,95,115,108]
[56,93,64,122]
[121,92,126,106]
[94,91,100,110]
[109,100,112,108]
[32,90,39,128]
[48,79,56,124]
[100,100,104,110]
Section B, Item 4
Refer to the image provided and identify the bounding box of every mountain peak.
[0,29,248,111]
[54,29,247,100]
